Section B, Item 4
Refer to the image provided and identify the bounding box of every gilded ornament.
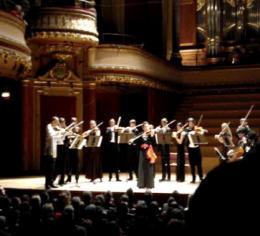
[197,0,206,11]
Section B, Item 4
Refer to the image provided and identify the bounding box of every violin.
[227,146,244,162]
[194,114,208,134]
[172,123,188,138]
[194,126,208,134]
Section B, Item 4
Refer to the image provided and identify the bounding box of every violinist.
[157,118,171,182]
[130,121,156,189]
[55,117,70,185]
[125,119,139,181]
[44,116,62,189]
[214,123,234,161]
[184,117,204,183]
[243,131,259,161]
[237,118,251,135]
[172,122,186,182]
[84,120,103,183]
[105,118,121,181]
[227,127,247,162]
[66,117,80,184]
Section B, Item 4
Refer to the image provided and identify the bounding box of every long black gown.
[85,133,103,181]
[137,135,156,188]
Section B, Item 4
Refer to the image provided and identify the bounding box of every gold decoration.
[85,74,177,92]
[225,0,236,7]
[38,62,81,84]
[197,0,206,11]
[0,47,31,78]
[246,0,254,7]
[28,8,99,45]
[29,31,98,45]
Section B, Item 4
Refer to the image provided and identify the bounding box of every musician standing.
[237,118,251,134]
[157,118,171,182]
[105,118,121,181]
[172,122,186,182]
[185,118,204,183]
[125,119,139,181]
[132,121,156,189]
[84,120,103,183]
[56,117,70,185]
[44,116,62,189]
[67,117,80,184]
[215,123,234,161]
[236,127,248,150]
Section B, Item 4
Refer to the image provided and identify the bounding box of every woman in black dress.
[84,120,103,183]
[130,121,157,189]
[172,122,186,182]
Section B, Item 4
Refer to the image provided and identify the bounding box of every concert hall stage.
[0,174,199,205]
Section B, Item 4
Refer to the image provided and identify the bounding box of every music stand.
[155,133,173,145]
[190,133,208,145]
[86,136,103,147]
[77,138,86,150]
[69,135,82,149]
[118,133,135,144]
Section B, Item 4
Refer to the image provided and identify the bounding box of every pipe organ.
[179,0,260,66]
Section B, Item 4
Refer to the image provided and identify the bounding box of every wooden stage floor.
[0,173,199,196]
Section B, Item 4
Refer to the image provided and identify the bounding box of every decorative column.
[172,0,181,65]
[21,79,34,171]
[162,0,173,60]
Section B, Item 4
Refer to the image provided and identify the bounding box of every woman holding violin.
[172,122,187,182]
[214,122,234,161]
[129,121,157,189]
[185,117,204,183]
[84,120,103,183]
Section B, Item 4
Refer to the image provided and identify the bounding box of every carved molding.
[28,7,99,45]
[0,10,31,78]
[35,62,82,88]
[0,47,31,78]
[225,0,236,7]
[197,0,206,11]
[84,73,178,92]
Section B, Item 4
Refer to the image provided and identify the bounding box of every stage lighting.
[1,91,11,100]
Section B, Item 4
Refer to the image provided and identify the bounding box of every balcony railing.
[39,0,95,8]
[101,33,144,48]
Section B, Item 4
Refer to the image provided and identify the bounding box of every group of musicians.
[44,108,258,190]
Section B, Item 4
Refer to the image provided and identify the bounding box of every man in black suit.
[125,119,139,181]
[157,118,172,182]
[105,118,121,181]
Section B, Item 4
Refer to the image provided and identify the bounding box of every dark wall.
[96,0,164,57]
[0,78,22,176]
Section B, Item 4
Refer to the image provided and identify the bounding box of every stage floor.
[0,173,199,195]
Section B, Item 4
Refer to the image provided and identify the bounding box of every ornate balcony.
[0,10,31,79]
[28,6,99,46]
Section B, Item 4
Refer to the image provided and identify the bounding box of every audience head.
[82,191,92,206]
